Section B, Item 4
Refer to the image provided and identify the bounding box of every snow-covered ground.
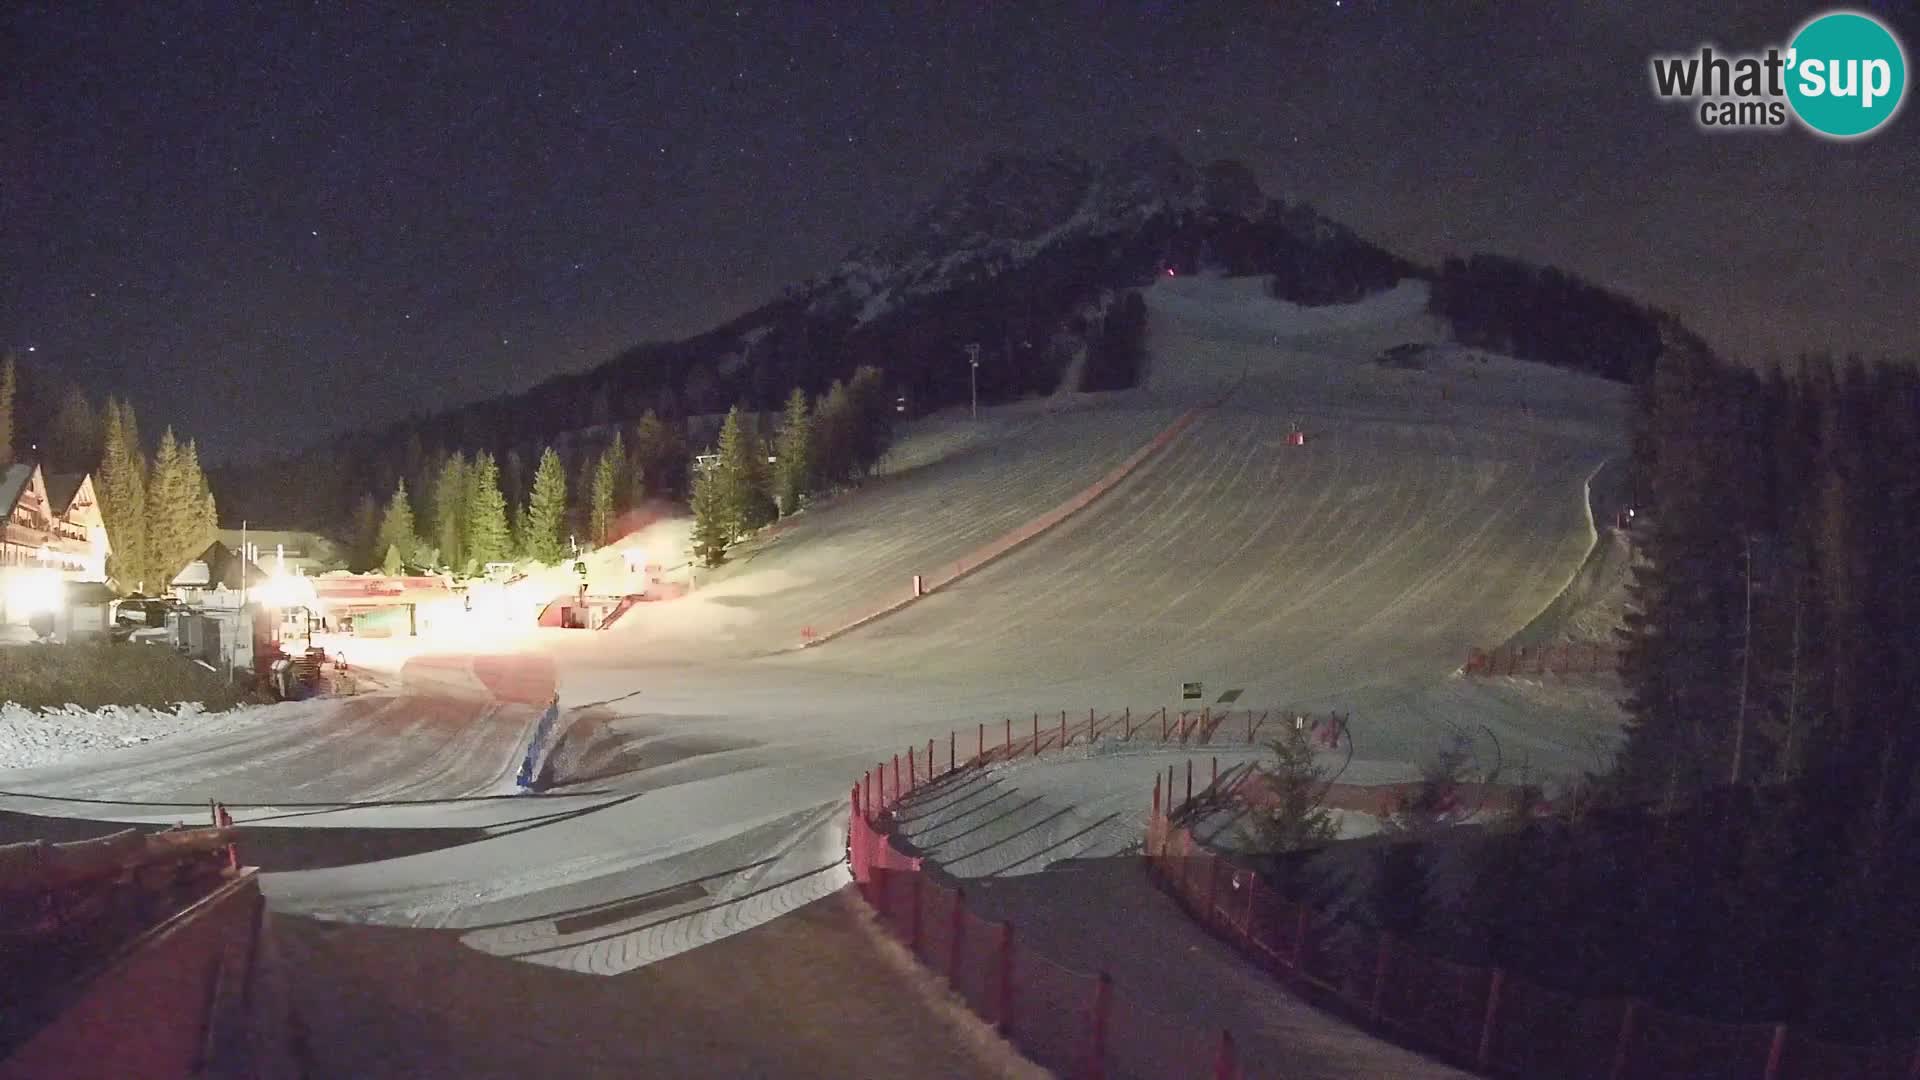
[0,699,332,772]
[0,272,1629,1055]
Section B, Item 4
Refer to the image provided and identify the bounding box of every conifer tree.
[844,365,894,476]
[97,399,150,592]
[689,459,729,567]
[0,352,14,467]
[48,387,101,473]
[604,429,628,514]
[146,427,190,585]
[590,434,623,546]
[350,492,380,572]
[773,387,813,514]
[522,447,568,564]
[1242,724,1339,854]
[465,451,511,568]
[433,452,469,572]
[813,380,855,489]
[376,479,418,570]
[716,406,775,538]
[630,410,683,500]
[182,438,218,559]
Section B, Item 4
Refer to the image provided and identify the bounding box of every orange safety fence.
[1144,770,1920,1080]
[848,744,1249,1078]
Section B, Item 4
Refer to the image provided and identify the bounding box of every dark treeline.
[1333,347,1920,1043]
[1602,346,1920,1040]
[1427,254,1670,384]
[1255,201,1418,306]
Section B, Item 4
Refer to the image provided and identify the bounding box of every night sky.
[4,2,1916,460]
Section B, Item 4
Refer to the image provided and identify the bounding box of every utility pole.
[964,343,981,420]
[234,519,247,684]
[1731,533,1753,786]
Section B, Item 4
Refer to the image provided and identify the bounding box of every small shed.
[56,581,118,643]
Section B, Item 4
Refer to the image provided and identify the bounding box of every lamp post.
[964,342,981,420]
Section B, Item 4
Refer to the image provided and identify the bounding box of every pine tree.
[773,387,813,515]
[118,404,149,587]
[715,406,775,539]
[522,447,568,564]
[376,479,418,570]
[96,399,150,592]
[181,439,218,562]
[590,435,622,546]
[146,427,190,585]
[433,452,469,573]
[47,387,101,472]
[604,429,628,515]
[845,366,895,476]
[689,459,729,567]
[465,451,511,568]
[502,449,527,513]
[350,492,380,572]
[1242,724,1339,854]
[630,410,683,501]
[0,352,14,467]
[813,380,855,489]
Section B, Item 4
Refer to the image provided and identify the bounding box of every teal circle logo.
[1786,11,1907,138]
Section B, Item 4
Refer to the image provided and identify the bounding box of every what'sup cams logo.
[1651,9,1907,138]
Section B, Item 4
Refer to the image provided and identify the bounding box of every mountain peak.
[1087,136,1201,220]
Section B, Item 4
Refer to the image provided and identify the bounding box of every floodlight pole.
[235,519,247,682]
[965,343,981,420]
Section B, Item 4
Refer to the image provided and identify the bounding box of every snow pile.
[0,699,301,772]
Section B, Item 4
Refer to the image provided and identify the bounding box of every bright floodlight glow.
[260,572,318,609]
[5,570,63,616]
[622,547,647,570]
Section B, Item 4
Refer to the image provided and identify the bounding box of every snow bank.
[0,699,319,772]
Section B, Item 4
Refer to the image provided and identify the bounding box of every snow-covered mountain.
[814,137,1274,326]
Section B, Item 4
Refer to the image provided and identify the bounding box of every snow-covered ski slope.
[1,274,1628,970]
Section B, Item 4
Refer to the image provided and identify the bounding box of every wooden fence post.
[997,922,1016,1036]
[1085,972,1114,1080]
[1609,1000,1639,1080]
[949,887,966,981]
[1478,968,1505,1069]
[1236,872,1257,940]
[1213,1029,1236,1080]
[909,872,924,954]
[1762,1023,1786,1080]
[1205,852,1221,927]
[1032,712,1040,756]
[1005,715,1011,755]
[1089,707,1098,742]
[1153,774,1162,819]
[1060,709,1067,749]
[1371,934,1392,1023]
